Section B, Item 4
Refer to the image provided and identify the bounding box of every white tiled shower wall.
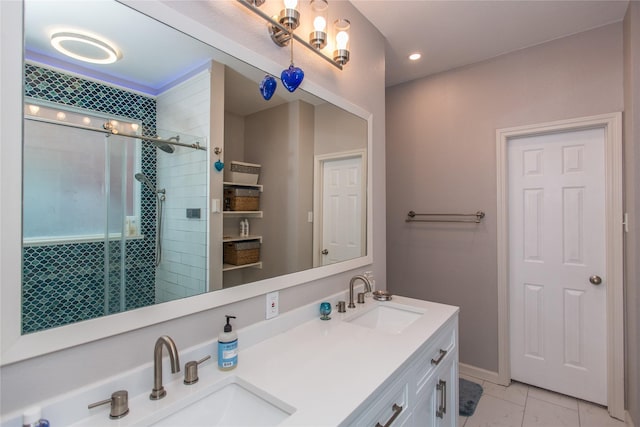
[154,66,211,302]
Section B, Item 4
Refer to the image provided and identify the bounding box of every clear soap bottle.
[218,315,238,371]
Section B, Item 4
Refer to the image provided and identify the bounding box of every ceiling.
[24,0,220,95]
[350,0,630,87]
[25,1,630,92]
[25,0,327,116]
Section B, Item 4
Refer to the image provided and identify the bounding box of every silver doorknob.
[321,249,329,255]
[589,275,603,285]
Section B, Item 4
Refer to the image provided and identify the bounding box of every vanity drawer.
[415,321,457,394]
[355,372,411,427]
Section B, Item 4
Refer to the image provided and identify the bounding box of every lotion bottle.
[218,315,238,370]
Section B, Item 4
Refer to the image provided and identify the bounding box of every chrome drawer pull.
[375,403,403,427]
[430,348,447,365]
[436,379,447,418]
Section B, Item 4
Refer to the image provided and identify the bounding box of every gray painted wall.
[386,23,624,373]
[623,2,640,424]
[314,102,369,156]
[244,101,315,281]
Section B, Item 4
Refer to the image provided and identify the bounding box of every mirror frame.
[0,0,373,365]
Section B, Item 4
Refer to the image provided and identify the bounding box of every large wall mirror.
[5,0,370,361]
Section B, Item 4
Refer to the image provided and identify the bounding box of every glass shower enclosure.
[22,101,208,334]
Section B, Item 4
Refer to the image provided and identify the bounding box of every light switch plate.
[266,291,279,320]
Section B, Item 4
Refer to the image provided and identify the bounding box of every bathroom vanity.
[2,292,458,427]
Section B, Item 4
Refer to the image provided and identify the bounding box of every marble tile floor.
[459,374,629,427]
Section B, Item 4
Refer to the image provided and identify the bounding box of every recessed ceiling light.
[409,53,422,61]
[50,31,121,64]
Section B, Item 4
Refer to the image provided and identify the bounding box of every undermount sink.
[150,377,294,426]
[346,303,425,334]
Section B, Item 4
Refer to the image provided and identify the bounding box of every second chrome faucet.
[150,335,180,400]
[348,275,372,308]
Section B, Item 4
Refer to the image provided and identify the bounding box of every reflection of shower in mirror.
[134,172,165,196]
[153,135,178,154]
[135,172,166,267]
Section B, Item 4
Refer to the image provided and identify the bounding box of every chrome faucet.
[348,275,372,308]
[150,335,180,400]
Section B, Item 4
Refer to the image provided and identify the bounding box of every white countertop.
[7,293,457,427]
[240,296,458,426]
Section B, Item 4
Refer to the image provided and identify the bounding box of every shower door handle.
[321,249,328,255]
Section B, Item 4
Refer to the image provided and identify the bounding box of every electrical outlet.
[266,291,279,319]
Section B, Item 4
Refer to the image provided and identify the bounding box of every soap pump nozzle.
[224,315,236,333]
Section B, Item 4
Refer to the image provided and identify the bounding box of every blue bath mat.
[459,378,483,417]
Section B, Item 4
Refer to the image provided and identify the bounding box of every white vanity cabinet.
[413,316,458,427]
[413,352,457,426]
[346,315,458,427]
[353,366,413,427]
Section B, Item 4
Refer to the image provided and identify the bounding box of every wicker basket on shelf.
[224,240,261,265]
[224,187,260,211]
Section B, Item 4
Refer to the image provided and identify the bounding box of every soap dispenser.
[22,407,49,427]
[218,315,238,371]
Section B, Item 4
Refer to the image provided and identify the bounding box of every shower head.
[152,135,178,154]
[153,141,175,154]
[135,173,167,196]
[134,173,155,193]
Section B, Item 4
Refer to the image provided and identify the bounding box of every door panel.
[509,128,606,404]
[321,156,363,265]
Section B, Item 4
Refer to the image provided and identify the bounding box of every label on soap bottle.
[218,339,238,369]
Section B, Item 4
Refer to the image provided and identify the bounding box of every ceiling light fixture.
[279,0,300,30]
[333,19,350,66]
[309,0,328,49]
[236,0,349,70]
[50,31,121,64]
[409,53,421,61]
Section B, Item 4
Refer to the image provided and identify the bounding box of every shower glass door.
[22,102,145,333]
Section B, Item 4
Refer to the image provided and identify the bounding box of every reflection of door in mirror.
[222,68,369,288]
[321,155,365,266]
[313,150,367,267]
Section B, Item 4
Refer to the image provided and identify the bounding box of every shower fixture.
[135,172,166,266]
[135,173,165,195]
[153,135,179,154]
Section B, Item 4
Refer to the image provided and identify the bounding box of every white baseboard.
[459,362,507,386]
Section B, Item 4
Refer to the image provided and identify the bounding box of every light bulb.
[28,105,40,115]
[313,16,327,32]
[56,112,66,120]
[336,31,349,50]
[131,123,139,131]
[283,0,297,9]
[82,117,91,125]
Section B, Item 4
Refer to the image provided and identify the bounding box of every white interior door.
[508,127,607,404]
[321,156,363,266]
